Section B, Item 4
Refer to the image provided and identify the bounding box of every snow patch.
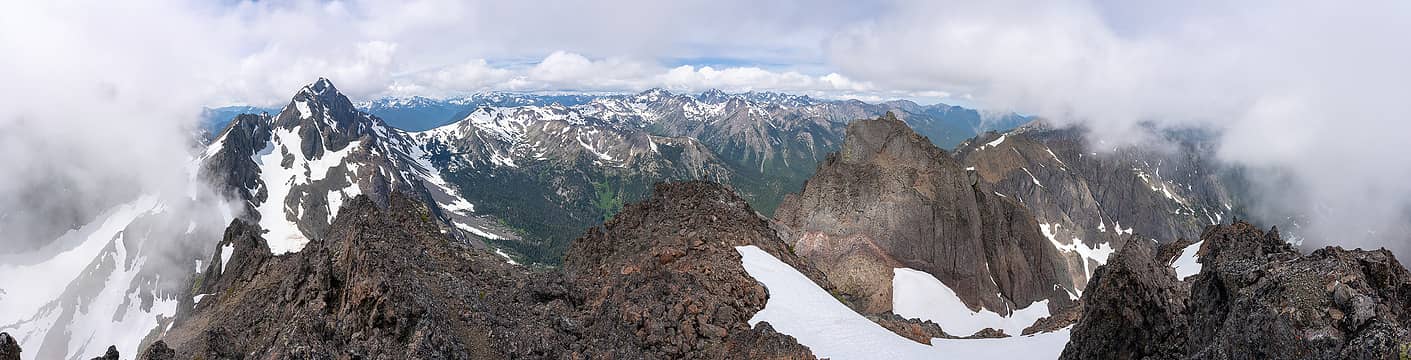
[735,245,1068,359]
[979,135,1006,150]
[494,248,519,265]
[892,268,1051,336]
[454,221,503,240]
[1172,241,1203,279]
[219,244,234,274]
[1040,223,1115,278]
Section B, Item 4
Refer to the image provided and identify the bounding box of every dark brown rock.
[563,181,822,359]
[1063,221,1411,359]
[1186,222,1411,359]
[139,341,175,360]
[0,332,19,360]
[1060,237,1189,360]
[153,182,821,359]
[866,313,953,344]
[88,346,118,360]
[157,193,575,359]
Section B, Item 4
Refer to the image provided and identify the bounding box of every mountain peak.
[638,87,672,99]
[292,78,341,104]
[304,77,336,96]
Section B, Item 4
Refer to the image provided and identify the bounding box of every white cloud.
[828,0,1411,253]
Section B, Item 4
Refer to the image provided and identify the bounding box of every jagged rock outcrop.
[865,314,951,344]
[1060,237,1189,360]
[156,193,574,358]
[0,332,19,360]
[1062,221,1411,359]
[1186,222,1411,359]
[87,346,118,360]
[562,181,823,359]
[150,182,823,359]
[774,113,1076,317]
[139,341,175,360]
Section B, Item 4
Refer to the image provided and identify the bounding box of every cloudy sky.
[2,0,1410,253]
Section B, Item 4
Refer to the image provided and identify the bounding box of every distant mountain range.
[7,78,1409,360]
[204,91,1029,149]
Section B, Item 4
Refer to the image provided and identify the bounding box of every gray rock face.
[774,113,1076,317]
[1062,221,1411,359]
[150,182,821,359]
[0,332,19,360]
[955,123,1240,289]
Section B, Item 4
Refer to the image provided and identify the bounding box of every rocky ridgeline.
[1063,221,1411,359]
[109,181,821,359]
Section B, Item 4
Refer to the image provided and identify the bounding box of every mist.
[827,0,1411,256]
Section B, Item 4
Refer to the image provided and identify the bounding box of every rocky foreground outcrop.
[774,113,1076,316]
[1062,221,1411,359]
[1,332,19,360]
[562,180,824,358]
[143,182,820,359]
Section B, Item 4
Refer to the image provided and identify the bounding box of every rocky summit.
[1063,221,1411,359]
[129,181,821,359]
[774,113,1077,317]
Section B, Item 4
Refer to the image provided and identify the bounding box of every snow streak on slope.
[1040,223,1115,278]
[735,245,1068,359]
[0,194,207,360]
[891,268,1052,336]
[0,196,160,327]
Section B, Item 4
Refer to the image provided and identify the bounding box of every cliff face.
[147,182,821,359]
[774,113,1076,316]
[1063,221,1411,359]
[955,124,1240,289]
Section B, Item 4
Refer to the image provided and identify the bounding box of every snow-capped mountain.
[356,93,597,131]
[200,78,517,255]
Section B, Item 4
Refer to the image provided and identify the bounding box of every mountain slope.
[410,89,1025,264]
[149,182,822,359]
[954,122,1240,288]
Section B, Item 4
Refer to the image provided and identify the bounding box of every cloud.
[5,0,1406,260]
[828,0,1411,253]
